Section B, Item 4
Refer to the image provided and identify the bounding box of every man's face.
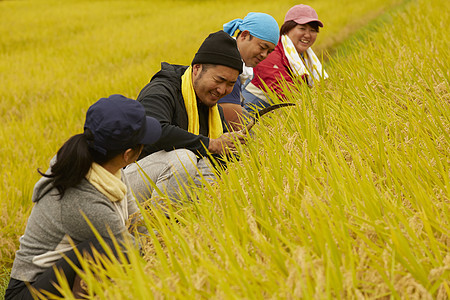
[237,30,276,68]
[192,64,239,107]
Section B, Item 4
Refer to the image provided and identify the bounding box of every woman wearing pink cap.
[242,4,328,111]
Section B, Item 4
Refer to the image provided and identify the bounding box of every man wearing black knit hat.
[125,30,247,204]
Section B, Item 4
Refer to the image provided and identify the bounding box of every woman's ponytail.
[39,131,93,198]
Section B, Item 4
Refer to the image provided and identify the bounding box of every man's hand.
[208,132,247,155]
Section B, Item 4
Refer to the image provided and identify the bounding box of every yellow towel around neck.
[86,162,126,202]
[181,66,223,139]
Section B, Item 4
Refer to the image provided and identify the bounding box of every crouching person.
[5,95,161,299]
[125,30,247,204]
[218,12,279,131]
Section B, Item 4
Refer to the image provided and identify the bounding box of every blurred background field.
[1,0,449,298]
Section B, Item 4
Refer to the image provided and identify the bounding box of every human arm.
[208,131,247,155]
[217,80,247,131]
[138,77,212,157]
[219,103,248,131]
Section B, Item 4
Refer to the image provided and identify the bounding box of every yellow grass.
[0,0,401,267]
[3,0,445,298]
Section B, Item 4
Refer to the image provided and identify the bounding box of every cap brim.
[140,116,162,145]
[293,17,324,27]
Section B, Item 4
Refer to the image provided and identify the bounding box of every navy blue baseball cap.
[84,94,161,155]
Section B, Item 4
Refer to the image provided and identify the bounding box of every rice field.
[1,0,448,298]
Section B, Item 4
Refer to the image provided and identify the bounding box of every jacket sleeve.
[251,64,299,100]
[138,79,211,157]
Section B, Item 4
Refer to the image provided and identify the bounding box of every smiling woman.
[3,0,435,297]
[243,4,329,111]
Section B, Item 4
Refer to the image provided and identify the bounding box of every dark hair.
[199,63,214,73]
[280,20,320,36]
[39,130,140,198]
[193,64,216,82]
[236,30,253,40]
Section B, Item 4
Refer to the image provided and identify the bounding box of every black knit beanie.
[192,30,243,74]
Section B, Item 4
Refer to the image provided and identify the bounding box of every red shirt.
[250,38,306,99]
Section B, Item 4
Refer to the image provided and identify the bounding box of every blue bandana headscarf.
[223,12,279,46]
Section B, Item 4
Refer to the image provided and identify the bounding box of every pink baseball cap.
[284,4,324,27]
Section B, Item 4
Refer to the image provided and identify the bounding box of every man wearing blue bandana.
[218,12,279,131]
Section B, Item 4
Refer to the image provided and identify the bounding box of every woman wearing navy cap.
[5,95,161,299]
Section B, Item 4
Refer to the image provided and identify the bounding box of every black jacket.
[137,62,228,159]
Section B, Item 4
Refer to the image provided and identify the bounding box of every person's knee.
[168,149,199,178]
[127,149,204,201]
[128,149,197,176]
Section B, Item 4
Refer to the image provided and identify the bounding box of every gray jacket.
[10,167,140,282]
